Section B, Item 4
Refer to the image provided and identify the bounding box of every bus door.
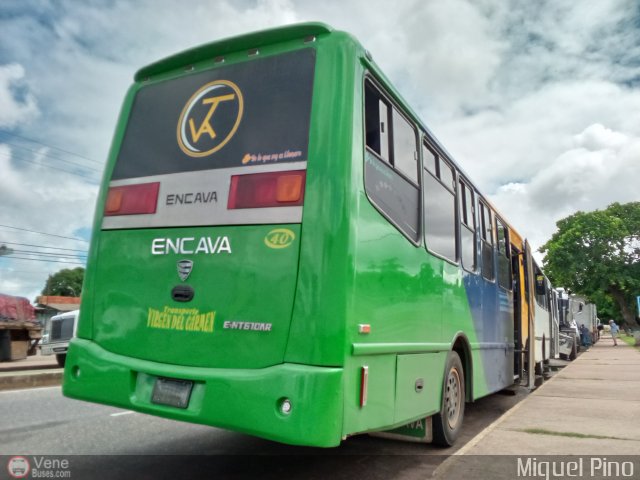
[522,241,537,388]
[510,245,523,382]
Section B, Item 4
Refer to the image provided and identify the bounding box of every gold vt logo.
[177,80,243,158]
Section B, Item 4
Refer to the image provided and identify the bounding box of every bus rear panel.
[64,26,347,447]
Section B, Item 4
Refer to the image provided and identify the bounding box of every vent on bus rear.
[227,170,306,209]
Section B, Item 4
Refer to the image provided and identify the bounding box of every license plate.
[151,377,193,409]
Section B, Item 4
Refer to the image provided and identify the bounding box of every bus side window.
[364,79,420,243]
[365,81,390,162]
[423,141,437,176]
[479,201,494,281]
[392,109,418,184]
[423,142,457,262]
[495,217,512,290]
[459,180,476,272]
[534,265,548,308]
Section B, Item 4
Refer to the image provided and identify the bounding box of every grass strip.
[520,428,631,441]
[619,334,639,349]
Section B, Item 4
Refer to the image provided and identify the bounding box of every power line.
[0,129,101,165]
[2,140,102,173]
[0,150,99,181]
[0,241,88,253]
[4,256,85,265]
[0,270,55,274]
[0,224,89,243]
[9,249,87,259]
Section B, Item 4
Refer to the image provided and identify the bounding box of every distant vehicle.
[532,265,554,374]
[554,290,599,360]
[569,296,598,344]
[557,331,576,360]
[41,310,78,367]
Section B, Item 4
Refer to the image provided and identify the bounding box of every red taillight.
[228,170,306,209]
[104,182,160,216]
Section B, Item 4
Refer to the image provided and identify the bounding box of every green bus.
[63,22,538,447]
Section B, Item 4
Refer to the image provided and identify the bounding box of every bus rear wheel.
[433,350,465,446]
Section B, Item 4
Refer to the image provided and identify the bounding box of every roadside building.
[35,296,81,325]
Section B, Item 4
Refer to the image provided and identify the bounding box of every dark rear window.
[112,48,316,180]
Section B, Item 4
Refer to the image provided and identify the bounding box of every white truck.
[569,296,598,345]
[41,310,78,367]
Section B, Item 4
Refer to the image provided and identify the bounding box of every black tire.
[433,350,465,447]
[56,353,67,367]
[569,341,577,361]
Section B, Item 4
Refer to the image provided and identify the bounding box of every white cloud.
[0,63,38,127]
[489,123,640,262]
[0,146,96,234]
[301,0,505,116]
[573,123,628,151]
[439,80,640,193]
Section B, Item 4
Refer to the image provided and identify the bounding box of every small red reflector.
[228,170,306,209]
[104,182,160,216]
[358,324,371,334]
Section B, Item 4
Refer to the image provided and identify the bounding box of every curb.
[0,362,60,373]
[0,369,63,391]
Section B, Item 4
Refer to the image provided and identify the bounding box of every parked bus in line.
[64,23,547,447]
[532,264,559,375]
[555,288,586,360]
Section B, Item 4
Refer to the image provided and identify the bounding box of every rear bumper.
[41,342,69,356]
[63,338,344,447]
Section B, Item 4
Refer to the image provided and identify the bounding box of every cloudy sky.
[1,0,639,302]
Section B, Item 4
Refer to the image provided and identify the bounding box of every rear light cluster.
[104,182,160,216]
[228,170,306,209]
[103,170,305,216]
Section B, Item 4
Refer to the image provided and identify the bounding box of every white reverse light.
[281,398,292,415]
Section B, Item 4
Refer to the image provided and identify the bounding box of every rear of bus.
[63,24,348,447]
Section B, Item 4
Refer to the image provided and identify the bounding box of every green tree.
[540,202,640,327]
[41,267,85,297]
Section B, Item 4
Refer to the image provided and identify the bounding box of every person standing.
[597,322,604,340]
[579,324,589,347]
[609,319,620,346]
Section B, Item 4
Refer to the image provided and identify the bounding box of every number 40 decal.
[264,228,295,249]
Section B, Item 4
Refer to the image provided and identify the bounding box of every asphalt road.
[0,384,529,479]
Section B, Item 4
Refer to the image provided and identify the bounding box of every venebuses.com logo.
[7,456,30,479]
[6,456,72,478]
